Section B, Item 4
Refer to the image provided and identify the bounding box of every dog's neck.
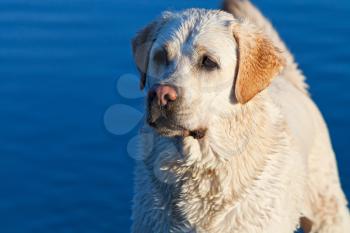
[147,95,292,232]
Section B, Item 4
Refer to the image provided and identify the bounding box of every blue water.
[0,0,349,232]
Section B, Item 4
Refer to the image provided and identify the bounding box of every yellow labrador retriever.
[131,0,350,232]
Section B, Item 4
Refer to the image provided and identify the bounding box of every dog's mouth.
[147,93,207,139]
[147,115,206,139]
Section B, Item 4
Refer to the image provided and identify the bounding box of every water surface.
[0,0,349,232]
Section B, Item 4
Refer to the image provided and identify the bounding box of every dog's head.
[132,9,285,138]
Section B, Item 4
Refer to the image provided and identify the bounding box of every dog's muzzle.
[146,84,206,139]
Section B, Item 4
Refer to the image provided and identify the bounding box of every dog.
[130,0,350,232]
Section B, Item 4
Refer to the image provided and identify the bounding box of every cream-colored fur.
[131,1,350,233]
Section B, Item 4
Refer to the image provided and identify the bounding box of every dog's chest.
[152,136,303,233]
[154,147,249,232]
[151,138,232,231]
[165,163,274,233]
[157,165,228,233]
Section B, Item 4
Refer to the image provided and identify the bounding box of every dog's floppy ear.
[132,22,158,90]
[132,13,171,90]
[232,22,285,104]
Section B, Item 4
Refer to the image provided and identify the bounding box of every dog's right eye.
[201,55,219,71]
[153,49,169,66]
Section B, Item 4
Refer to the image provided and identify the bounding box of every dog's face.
[132,9,285,138]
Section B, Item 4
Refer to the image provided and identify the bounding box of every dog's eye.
[153,49,168,66]
[201,56,218,70]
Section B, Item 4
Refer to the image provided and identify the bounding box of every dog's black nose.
[148,85,177,107]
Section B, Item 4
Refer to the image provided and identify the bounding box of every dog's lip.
[147,118,207,139]
[181,128,207,139]
[147,120,157,128]
[188,128,207,139]
[147,118,186,134]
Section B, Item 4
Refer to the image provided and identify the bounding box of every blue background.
[0,0,349,232]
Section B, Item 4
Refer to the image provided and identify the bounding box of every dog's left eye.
[153,49,169,66]
[201,56,219,70]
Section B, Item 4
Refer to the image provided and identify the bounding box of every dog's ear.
[132,22,158,90]
[132,13,171,90]
[232,22,285,104]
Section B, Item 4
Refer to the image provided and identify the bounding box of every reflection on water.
[0,0,349,232]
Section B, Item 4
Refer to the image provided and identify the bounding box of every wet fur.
[131,1,350,233]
